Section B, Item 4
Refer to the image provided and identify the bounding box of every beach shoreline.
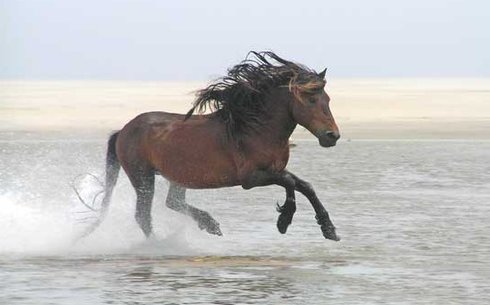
[1,79,489,140]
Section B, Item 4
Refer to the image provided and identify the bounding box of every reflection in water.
[113,265,299,304]
[97,256,304,304]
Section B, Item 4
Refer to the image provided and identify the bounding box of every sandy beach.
[1,79,489,139]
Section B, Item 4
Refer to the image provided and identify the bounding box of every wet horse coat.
[81,51,341,241]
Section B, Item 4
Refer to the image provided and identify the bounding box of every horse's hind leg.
[127,168,155,238]
[165,183,222,236]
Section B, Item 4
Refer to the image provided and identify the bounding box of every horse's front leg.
[242,170,340,241]
[241,170,297,234]
[288,172,340,241]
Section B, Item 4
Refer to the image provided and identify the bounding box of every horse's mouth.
[318,131,340,147]
[319,137,336,147]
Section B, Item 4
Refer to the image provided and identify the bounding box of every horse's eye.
[308,98,316,105]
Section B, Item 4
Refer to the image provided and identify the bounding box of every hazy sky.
[1,0,489,80]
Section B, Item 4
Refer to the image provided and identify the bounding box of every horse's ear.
[318,68,327,79]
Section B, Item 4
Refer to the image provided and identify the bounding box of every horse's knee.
[277,199,296,214]
[300,181,315,197]
[283,174,296,189]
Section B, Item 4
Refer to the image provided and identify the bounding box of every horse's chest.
[268,150,289,171]
[246,145,290,172]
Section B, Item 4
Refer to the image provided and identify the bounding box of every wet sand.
[1,79,489,139]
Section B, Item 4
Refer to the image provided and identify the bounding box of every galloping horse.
[82,51,341,241]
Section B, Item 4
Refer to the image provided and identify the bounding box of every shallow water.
[1,137,489,304]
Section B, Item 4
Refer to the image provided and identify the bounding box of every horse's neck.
[268,108,297,142]
[253,92,297,145]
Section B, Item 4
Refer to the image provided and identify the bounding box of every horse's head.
[289,69,340,147]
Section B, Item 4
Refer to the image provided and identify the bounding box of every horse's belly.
[150,144,239,189]
[161,160,239,188]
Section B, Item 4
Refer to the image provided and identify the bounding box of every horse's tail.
[103,131,121,202]
[78,131,121,239]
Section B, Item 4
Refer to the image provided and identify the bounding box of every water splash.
[0,192,75,255]
[0,187,222,257]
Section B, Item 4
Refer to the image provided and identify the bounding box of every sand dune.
[1,79,489,139]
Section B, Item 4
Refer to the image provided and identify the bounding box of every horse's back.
[125,111,185,128]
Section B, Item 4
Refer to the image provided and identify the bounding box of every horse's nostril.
[326,131,340,140]
[318,131,340,147]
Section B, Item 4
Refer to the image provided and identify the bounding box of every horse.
[80,51,341,241]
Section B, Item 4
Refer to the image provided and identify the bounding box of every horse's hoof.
[315,213,340,241]
[208,226,223,236]
[276,200,296,234]
[277,213,292,234]
[321,225,340,241]
[199,218,223,236]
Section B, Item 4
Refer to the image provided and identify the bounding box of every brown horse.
[81,51,340,241]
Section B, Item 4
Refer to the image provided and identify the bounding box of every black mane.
[185,51,325,140]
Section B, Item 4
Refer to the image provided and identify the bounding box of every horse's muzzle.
[318,131,340,147]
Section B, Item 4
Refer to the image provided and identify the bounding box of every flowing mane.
[185,51,326,140]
